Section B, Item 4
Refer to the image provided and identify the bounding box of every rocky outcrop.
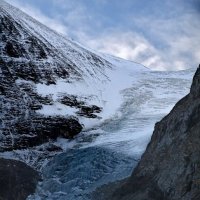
[59,95,102,118]
[105,65,200,200]
[0,158,40,200]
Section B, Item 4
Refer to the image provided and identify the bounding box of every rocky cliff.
[106,65,200,200]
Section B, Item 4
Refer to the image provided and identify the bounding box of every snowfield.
[34,55,149,129]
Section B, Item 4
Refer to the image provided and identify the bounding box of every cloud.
[5,0,68,35]
[51,0,94,36]
[77,31,167,70]
[47,1,200,70]
[82,7,200,71]
[133,12,200,70]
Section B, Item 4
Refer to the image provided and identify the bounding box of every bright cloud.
[79,31,166,70]
[5,0,68,35]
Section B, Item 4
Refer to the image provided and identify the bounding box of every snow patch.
[36,103,77,116]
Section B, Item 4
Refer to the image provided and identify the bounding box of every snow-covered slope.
[0,0,148,151]
[0,0,111,82]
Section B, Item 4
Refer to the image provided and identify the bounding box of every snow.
[34,54,150,129]
[75,68,195,156]
[36,103,77,116]
[36,79,100,104]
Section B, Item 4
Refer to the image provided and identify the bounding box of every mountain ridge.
[0,0,148,152]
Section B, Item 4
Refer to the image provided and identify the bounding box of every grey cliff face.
[109,66,200,200]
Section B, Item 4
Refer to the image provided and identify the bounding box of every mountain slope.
[0,0,148,151]
[107,66,200,200]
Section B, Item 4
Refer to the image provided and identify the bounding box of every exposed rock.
[59,95,102,118]
[77,105,102,118]
[4,40,25,58]
[0,58,83,151]
[107,66,200,200]
[1,116,82,152]
[45,144,63,152]
[59,95,84,107]
[0,158,40,200]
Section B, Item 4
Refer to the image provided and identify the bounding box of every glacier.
[26,68,195,200]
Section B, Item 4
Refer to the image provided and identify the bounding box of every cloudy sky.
[5,0,200,70]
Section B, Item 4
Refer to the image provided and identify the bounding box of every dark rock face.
[109,66,200,200]
[8,116,82,151]
[59,95,102,118]
[77,105,102,118]
[5,41,24,58]
[0,158,40,200]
